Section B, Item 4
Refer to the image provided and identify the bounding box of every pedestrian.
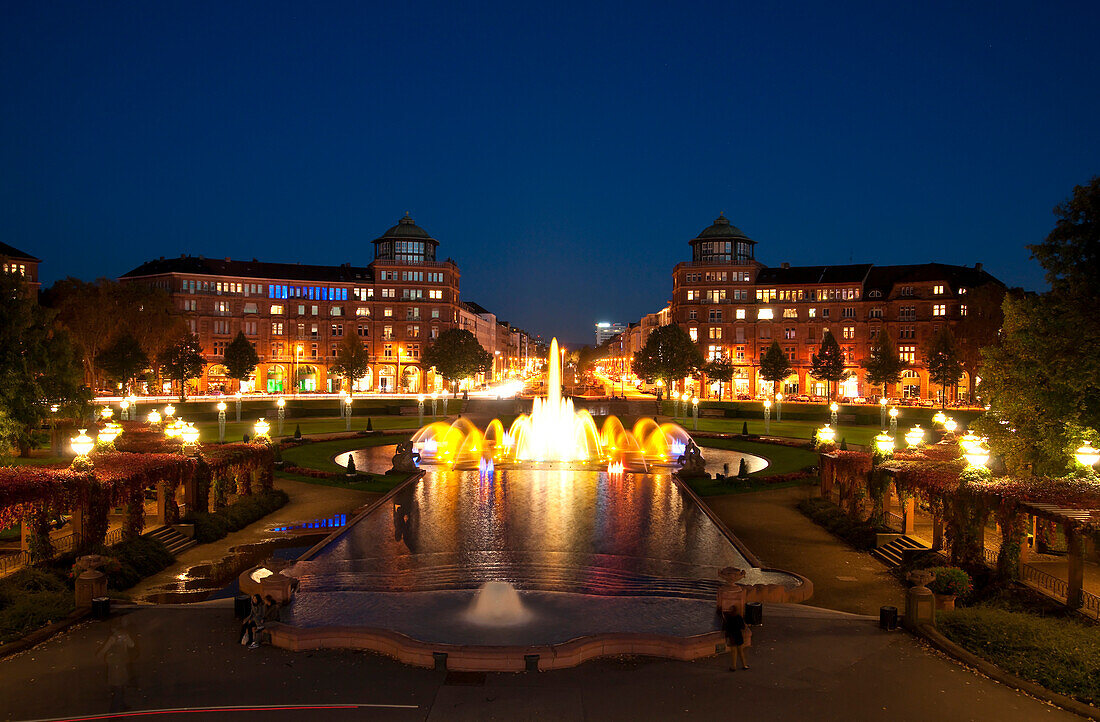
[247,593,265,649]
[97,615,135,712]
[722,608,749,671]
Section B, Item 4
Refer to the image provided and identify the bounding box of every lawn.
[277,434,415,494]
[682,417,883,447]
[938,602,1100,705]
[192,415,426,443]
[684,439,820,497]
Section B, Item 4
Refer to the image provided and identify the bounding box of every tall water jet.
[465,581,531,626]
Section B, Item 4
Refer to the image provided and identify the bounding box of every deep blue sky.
[3,1,1098,346]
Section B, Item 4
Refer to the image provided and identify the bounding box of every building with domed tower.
[119,214,534,395]
[628,214,1005,403]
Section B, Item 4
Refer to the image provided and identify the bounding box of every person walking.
[723,608,749,671]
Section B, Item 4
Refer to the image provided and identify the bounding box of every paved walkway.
[0,601,1077,721]
[127,478,377,601]
[704,485,906,616]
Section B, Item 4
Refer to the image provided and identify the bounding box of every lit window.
[933,284,944,295]
[808,307,816,318]
[270,304,283,315]
[355,307,370,316]
[899,345,916,362]
[384,308,393,318]
[735,308,746,320]
[689,327,698,342]
[757,308,774,320]
[708,327,722,339]
[843,326,855,340]
[933,304,946,316]
[960,304,968,316]
[783,308,797,318]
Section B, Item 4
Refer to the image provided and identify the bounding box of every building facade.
[120,214,532,394]
[595,322,627,346]
[0,241,41,297]
[638,214,1002,401]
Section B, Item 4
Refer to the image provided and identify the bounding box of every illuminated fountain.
[411,338,694,470]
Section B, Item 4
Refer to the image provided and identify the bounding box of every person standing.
[723,609,749,671]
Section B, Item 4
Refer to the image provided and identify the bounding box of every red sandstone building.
[636,215,1003,401]
[121,215,532,395]
[0,241,41,297]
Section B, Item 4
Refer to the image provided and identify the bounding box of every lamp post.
[418,394,425,427]
[763,398,772,434]
[254,418,270,442]
[889,406,899,436]
[431,391,439,417]
[879,397,887,430]
[345,396,353,431]
[217,401,227,443]
[234,390,242,422]
[775,392,783,421]
[147,409,162,427]
[817,424,836,446]
[127,393,137,421]
[964,441,990,469]
[874,432,895,457]
[905,425,925,448]
[164,404,175,420]
[339,389,348,418]
[180,423,199,456]
[692,397,699,431]
[71,429,94,458]
[829,401,838,426]
[276,397,286,436]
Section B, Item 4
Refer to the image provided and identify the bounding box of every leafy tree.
[97,333,149,393]
[421,329,493,396]
[703,357,735,400]
[0,273,88,456]
[330,335,371,392]
[223,331,260,392]
[924,326,963,407]
[402,366,418,393]
[759,341,793,397]
[862,329,906,398]
[809,331,849,399]
[159,334,205,401]
[631,324,703,390]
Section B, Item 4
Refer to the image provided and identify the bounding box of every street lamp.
[276,397,286,436]
[889,406,899,435]
[943,417,958,435]
[253,418,270,441]
[234,390,242,422]
[964,441,990,469]
[879,397,887,430]
[932,410,947,426]
[127,393,137,421]
[418,394,425,427]
[960,432,982,453]
[216,401,227,443]
[874,432,895,456]
[147,410,162,426]
[98,422,121,446]
[101,406,114,421]
[71,429,94,458]
[431,391,439,417]
[120,399,130,421]
[905,425,925,448]
[775,392,783,422]
[1074,443,1099,468]
[344,395,353,431]
[164,404,175,419]
[763,398,772,434]
[817,424,836,446]
[829,401,838,426]
[339,389,348,418]
[180,422,200,455]
[692,397,699,431]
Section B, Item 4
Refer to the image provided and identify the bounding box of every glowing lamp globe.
[418,394,424,403]
[100,407,114,420]
[692,397,699,406]
[965,443,990,468]
[340,389,348,397]
[181,424,200,445]
[874,433,895,455]
[932,411,947,425]
[763,399,772,409]
[889,407,899,419]
[776,393,783,402]
[164,404,175,417]
[960,432,981,453]
[344,396,353,406]
[127,393,137,404]
[120,400,129,411]
[879,398,887,407]
[71,429,94,457]
[905,425,925,448]
[216,401,226,412]
[98,423,121,445]
[254,418,270,437]
[277,397,286,408]
[431,391,438,399]
[148,410,162,425]
[234,391,242,399]
[817,424,836,444]
[830,402,838,412]
[944,417,958,434]
[1075,443,1100,468]
[50,404,60,413]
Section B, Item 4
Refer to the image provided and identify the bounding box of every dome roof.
[694,213,750,241]
[378,212,435,241]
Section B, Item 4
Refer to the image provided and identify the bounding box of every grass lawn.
[938,601,1100,705]
[192,415,427,443]
[685,439,820,497]
[278,434,415,494]
[277,470,411,495]
[682,417,881,447]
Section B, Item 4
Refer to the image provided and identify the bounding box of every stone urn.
[904,569,936,629]
[73,554,112,609]
[716,567,747,613]
[933,593,956,611]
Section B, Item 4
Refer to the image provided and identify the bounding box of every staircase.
[145,525,197,556]
[872,535,929,567]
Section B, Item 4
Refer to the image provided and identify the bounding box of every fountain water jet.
[465,581,531,626]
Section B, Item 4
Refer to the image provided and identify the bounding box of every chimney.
[781,262,790,269]
[975,262,983,271]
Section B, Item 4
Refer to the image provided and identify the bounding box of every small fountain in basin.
[465,581,532,626]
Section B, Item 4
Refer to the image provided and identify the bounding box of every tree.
[631,324,703,390]
[223,331,260,392]
[703,357,735,400]
[809,331,849,399]
[924,326,963,407]
[421,329,493,396]
[862,329,906,399]
[0,273,87,456]
[759,341,793,397]
[97,333,149,393]
[120,283,187,387]
[159,334,205,401]
[330,335,371,392]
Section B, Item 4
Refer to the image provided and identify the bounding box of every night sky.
[2,2,1098,346]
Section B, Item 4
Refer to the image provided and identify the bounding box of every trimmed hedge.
[0,568,73,644]
[796,497,893,550]
[184,489,289,543]
[106,537,175,590]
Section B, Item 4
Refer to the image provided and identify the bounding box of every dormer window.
[868,290,882,298]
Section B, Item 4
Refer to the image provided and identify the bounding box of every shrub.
[0,568,73,644]
[927,566,972,599]
[184,489,289,543]
[366,417,373,431]
[741,421,748,435]
[293,424,302,440]
[346,455,356,475]
[796,497,891,550]
[737,458,748,478]
[106,537,174,590]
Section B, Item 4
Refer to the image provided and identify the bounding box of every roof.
[376,213,435,241]
[693,213,751,242]
[755,264,873,285]
[863,263,1003,295]
[463,301,494,317]
[121,256,375,283]
[0,241,40,262]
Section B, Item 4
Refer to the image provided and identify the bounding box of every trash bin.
[91,596,110,619]
[879,605,898,630]
[234,594,251,619]
[745,601,763,625]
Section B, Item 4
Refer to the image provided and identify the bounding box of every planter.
[933,593,956,611]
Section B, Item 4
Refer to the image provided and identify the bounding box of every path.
[704,485,906,616]
[0,602,1076,721]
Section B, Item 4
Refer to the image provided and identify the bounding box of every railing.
[1020,563,1070,600]
[886,511,904,531]
[1082,590,1100,620]
[983,548,999,568]
[0,552,30,576]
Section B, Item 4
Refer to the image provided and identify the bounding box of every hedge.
[184,489,289,543]
[796,497,893,550]
[0,568,73,644]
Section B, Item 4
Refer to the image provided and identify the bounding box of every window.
[406,307,421,320]
[357,324,369,337]
[708,309,722,322]
[708,327,722,340]
[784,328,796,340]
[431,308,439,319]
[959,287,968,295]
[899,345,916,362]
[427,272,444,283]
[821,308,830,318]
[688,309,698,320]
[382,288,395,298]
[735,308,746,320]
[310,343,318,359]
[182,299,197,312]
[899,326,915,340]
[688,327,698,342]
[271,342,284,357]
[297,304,306,316]
[899,306,916,320]
[428,289,443,300]
[759,325,772,339]
[735,346,745,361]
[756,289,777,302]
[407,343,421,359]
[686,290,699,301]
[215,301,230,315]
[785,346,796,361]
[430,326,439,340]
[331,306,343,317]
[783,308,797,318]
[869,307,883,318]
[355,307,370,316]
[932,304,946,316]
[808,307,817,318]
[933,284,945,295]
[331,324,344,337]
[311,305,319,316]
[408,325,420,338]
[383,325,394,340]
[243,302,258,314]
[384,308,393,318]
[213,341,227,356]
[960,304,968,316]
[243,321,258,335]
[685,272,701,282]
[213,320,230,335]
[757,308,774,320]
[900,286,914,297]
[402,289,423,300]
[842,307,855,318]
[383,344,393,358]
[270,304,283,314]
[842,326,855,340]
[732,289,750,300]
[705,271,726,282]
[706,289,726,303]
[868,290,882,298]
[309,324,319,339]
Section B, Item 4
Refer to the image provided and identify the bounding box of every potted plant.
[926,566,971,611]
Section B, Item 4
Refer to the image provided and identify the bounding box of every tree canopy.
[421,329,492,394]
[97,333,149,393]
[759,340,793,395]
[330,335,371,392]
[223,331,260,390]
[924,326,963,407]
[159,334,205,401]
[862,329,906,397]
[631,324,703,389]
[703,357,735,400]
[809,330,849,398]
